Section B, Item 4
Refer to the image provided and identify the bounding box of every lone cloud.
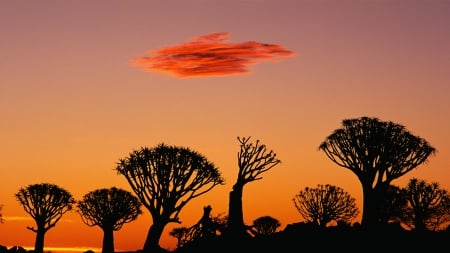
[131,32,295,78]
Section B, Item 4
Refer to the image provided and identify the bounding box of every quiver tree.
[227,136,281,238]
[318,116,436,229]
[403,178,450,232]
[15,183,75,253]
[77,187,143,253]
[293,184,359,228]
[116,144,224,252]
[249,215,281,237]
[378,185,409,225]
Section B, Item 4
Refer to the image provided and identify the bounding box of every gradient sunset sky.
[1,0,450,252]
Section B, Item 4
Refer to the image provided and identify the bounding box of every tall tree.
[318,116,436,228]
[116,144,224,252]
[293,184,359,228]
[227,136,281,238]
[403,178,450,232]
[77,187,143,253]
[15,183,75,253]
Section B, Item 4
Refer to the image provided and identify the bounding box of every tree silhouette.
[0,204,3,224]
[227,136,281,239]
[77,187,143,253]
[293,184,358,228]
[378,185,409,225]
[116,144,224,252]
[15,183,75,253]
[249,215,281,237]
[402,178,450,232]
[318,116,436,228]
[172,205,227,249]
[169,227,190,250]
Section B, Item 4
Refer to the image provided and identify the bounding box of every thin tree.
[77,187,143,253]
[293,184,359,228]
[249,215,281,237]
[116,144,224,252]
[402,178,450,232]
[15,183,75,253]
[318,116,436,229]
[227,136,281,239]
[0,204,3,223]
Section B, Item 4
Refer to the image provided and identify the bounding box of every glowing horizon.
[1,0,449,251]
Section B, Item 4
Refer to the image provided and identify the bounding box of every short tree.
[77,187,143,253]
[249,215,281,237]
[403,178,450,232]
[293,184,359,228]
[15,183,75,253]
[318,116,436,228]
[116,144,224,252]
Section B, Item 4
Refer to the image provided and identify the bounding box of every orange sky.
[1,0,450,252]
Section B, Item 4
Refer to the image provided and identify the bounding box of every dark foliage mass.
[3,118,447,253]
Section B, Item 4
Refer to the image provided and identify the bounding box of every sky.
[1,0,450,251]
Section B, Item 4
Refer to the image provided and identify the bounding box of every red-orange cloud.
[131,32,295,78]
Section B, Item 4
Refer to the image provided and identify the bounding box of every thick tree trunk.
[227,184,247,239]
[143,221,166,252]
[34,227,45,253]
[102,228,114,253]
[361,184,377,228]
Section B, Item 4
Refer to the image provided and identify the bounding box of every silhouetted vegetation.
[15,183,75,253]
[3,124,449,253]
[77,187,143,253]
[318,116,436,229]
[170,205,227,250]
[226,136,281,239]
[400,178,450,231]
[0,204,3,224]
[248,216,281,237]
[115,144,224,252]
[293,184,359,228]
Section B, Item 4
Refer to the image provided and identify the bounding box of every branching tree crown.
[403,178,450,232]
[116,143,224,252]
[77,187,143,253]
[318,116,436,228]
[227,136,281,238]
[15,183,75,253]
[249,215,281,237]
[293,184,359,228]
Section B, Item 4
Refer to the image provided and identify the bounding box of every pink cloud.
[131,32,295,78]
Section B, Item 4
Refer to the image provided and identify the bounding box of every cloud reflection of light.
[131,32,295,78]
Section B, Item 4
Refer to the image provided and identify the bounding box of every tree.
[293,184,359,228]
[77,187,143,253]
[378,185,409,225]
[169,227,190,250]
[249,215,281,237]
[318,116,436,228]
[172,205,227,249]
[116,144,224,252]
[15,183,75,253]
[0,204,3,223]
[227,136,281,239]
[402,178,450,232]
